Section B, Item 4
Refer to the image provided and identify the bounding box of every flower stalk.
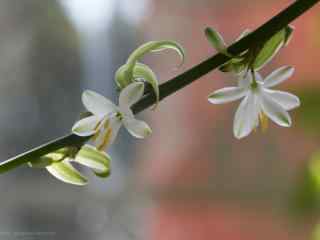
[0,0,318,174]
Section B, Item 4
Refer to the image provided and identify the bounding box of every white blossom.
[72,82,152,150]
[208,66,300,139]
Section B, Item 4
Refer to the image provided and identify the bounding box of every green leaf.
[284,25,294,46]
[219,61,233,72]
[28,156,53,168]
[115,64,132,90]
[127,41,185,69]
[115,40,185,104]
[205,28,251,73]
[93,168,111,178]
[115,41,184,92]
[74,145,111,178]
[45,148,71,162]
[46,160,88,186]
[205,27,227,53]
[133,62,159,107]
[28,147,75,168]
[128,41,184,77]
[219,57,246,73]
[206,28,251,58]
[253,26,293,70]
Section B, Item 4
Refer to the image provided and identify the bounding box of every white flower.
[208,66,300,139]
[72,82,152,150]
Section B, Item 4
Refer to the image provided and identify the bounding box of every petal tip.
[279,114,292,127]
[71,122,96,137]
[233,130,248,140]
[82,89,95,99]
[207,95,217,104]
[233,123,251,140]
[285,66,295,75]
[145,127,152,136]
[139,126,152,139]
[292,96,301,109]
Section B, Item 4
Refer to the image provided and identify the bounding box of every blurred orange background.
[0,1,320,240]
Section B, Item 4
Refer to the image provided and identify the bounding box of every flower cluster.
[28,145,111,186]
[115,41,185,107]
[206,26,300,139]
[72,82,152,149]
[208,67,300,138]
[27,26,302,185]
[205,26,293,73]
[28,40,184,185]
[28,79,152,186]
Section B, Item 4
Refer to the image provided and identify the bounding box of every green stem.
[132,0,320,113]
[0,134,90,174]
[0,0,318,174]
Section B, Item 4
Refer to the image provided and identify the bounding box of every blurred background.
[0,0,320,239]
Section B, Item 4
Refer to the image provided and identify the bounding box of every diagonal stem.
[132,0,320,113]
[0,0,318,174]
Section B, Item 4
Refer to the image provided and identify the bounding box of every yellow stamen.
[91,129,100,142]
[259,112,269,132]
[97,127,112,151]
[91,119,109,142]
[104,119,110,129]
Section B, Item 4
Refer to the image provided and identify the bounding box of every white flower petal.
[72,115,101,136]
[82,90,117,116]
[264,66,294,87]
[238,72,252,88]
[46,159,88,186]
[263,89,300,110]
[119,82,144,109]
[123,118,152,138]
[106,116,122,146]
[74,145,110,172]
[260,91,291,127]
[208,87,246,104]
[233,92,259,139]
[238,71,262,88]
[254,72,263,83]
[95,116,122,151]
